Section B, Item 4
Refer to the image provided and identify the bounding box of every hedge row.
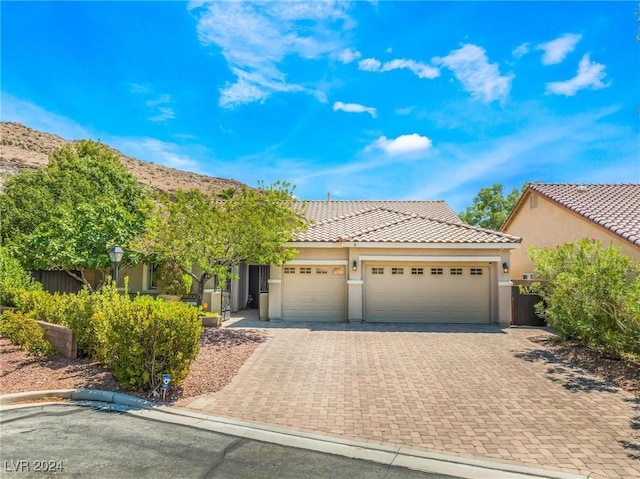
[3,281,203,392]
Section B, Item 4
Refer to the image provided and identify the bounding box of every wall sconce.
[502,262,509,274]
[352,260,358,272]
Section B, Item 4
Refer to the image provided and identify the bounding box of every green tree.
[0,141,152,291]
[135,182,308,306]
[459,183,524,230]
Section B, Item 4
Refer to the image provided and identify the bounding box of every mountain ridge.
[0,122,245,194]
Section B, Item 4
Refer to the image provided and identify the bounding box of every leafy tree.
[135,182,308,306]
[459,183,524,230]
[0,141,152,291]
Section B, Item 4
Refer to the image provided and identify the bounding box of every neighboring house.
[267,200,520,324]
[501,183,640,280]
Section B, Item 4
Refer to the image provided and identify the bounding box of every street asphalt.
[0,391,588,479]
[0,402,456,479]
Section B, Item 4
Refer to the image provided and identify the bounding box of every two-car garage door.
[280,262,491,323]
[364,263,490,323]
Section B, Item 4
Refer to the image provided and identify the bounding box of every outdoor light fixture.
[109,244,124,283]
[352,260,358,271]
[502,262,509,274]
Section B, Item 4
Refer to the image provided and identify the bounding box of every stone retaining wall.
[36,321,77,359]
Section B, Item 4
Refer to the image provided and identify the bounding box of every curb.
[1,390,588,479]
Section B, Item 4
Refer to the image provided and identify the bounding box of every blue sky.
[2,1,638,212]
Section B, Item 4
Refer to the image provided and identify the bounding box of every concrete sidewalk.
[176,312,640,479]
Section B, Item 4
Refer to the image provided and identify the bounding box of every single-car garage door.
[365,263,490,322]
[282,265,346,321]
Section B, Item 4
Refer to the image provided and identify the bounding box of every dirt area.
[0,122,245,195]
[530,335,640,397]
[0,327,267,404]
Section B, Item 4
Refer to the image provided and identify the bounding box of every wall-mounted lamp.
[502,262,509,274]
[352,260,358,272]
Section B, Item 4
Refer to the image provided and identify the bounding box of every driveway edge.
[0,390,588,479]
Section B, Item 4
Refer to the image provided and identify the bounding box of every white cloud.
[372,133,433,156]
[145,94,175,122]
[338,48,361,64]
[359,57,439,79]
[150,107,176,123]
[333,101,377,118]
[145,94,172,107]
[189,1,353,108]
[109,137,201,171]
[395,106,414,116]
[537,33,582,65]
[358,57,382,72]
[410,107,622,201]
[380,59,440,79]
[433,44,513,103]
[512,42,530,58]
[546,54,609,96]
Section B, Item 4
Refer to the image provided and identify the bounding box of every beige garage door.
[365,264,490,323]
[282,265,346,321]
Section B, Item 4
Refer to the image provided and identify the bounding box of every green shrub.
[14,288,106,358]
[528,238,640,357]
[103,294,202,391]
[0,310,56,356]
[0,247,42,307]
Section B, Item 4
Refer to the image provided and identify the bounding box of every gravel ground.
[530,336,640,397]
[0,327,266,404]
[2,328,637,403]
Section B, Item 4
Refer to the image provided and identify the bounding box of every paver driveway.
[176,315,640,479]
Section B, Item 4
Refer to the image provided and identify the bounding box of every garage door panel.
[365,264,490,323]
[282,266,346,321]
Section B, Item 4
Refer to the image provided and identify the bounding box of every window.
[332,266,345,275]
[284,267,296,274]
[316,267,328,275]
[372,267,384,275]
[470,268,483,276]
[300,267,312,274]
[430,268,443,275]
[450,268,463,276]
[147,264,159,290]
[411,267,424,275]
[391,267,404,275]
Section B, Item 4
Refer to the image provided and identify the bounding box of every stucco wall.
[504,192,640,279]
[271,244,514,323]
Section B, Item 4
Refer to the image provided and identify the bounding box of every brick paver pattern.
[176,318,640,479]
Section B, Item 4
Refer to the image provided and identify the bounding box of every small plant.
[155,260,192,297]
[0,310,56,356]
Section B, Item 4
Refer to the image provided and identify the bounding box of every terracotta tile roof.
[524,183,640,247]
[296,201,520,244]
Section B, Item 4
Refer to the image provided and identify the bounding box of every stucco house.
[267,200,520,324]
[500,183,640,280]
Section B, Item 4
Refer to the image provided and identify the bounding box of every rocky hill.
[0,122,245,194]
